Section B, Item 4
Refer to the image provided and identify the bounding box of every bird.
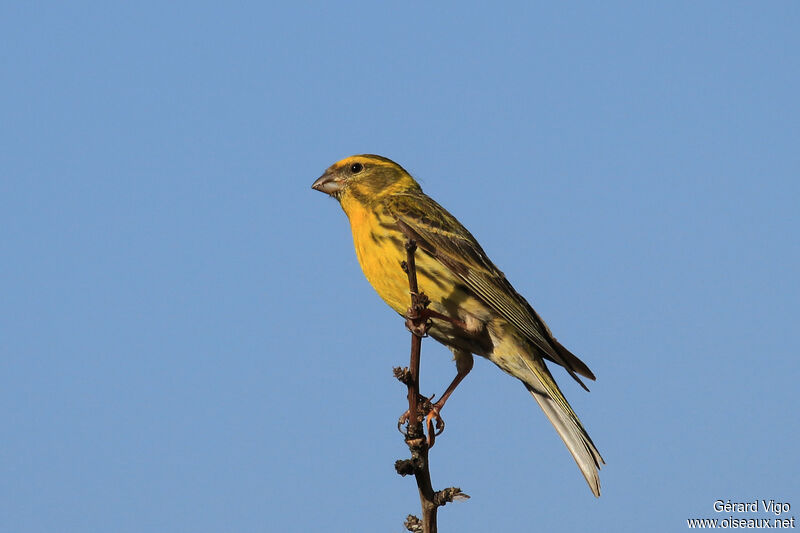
[311,154,604,496]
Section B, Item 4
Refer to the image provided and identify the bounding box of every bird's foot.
[397,393,437,435]
[404,307,432,338]
[424,401,446,448]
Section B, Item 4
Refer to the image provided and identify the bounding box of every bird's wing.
[385,192,595,387]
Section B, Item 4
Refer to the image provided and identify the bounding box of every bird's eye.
[350,162,363,173]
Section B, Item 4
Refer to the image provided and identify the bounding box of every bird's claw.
[397,393,440,439]
[404,295,433,337]
[404,316,432,337]
[425,406,445,448]
[397,410,410,434]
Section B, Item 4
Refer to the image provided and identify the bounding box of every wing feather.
[386,192,595,387]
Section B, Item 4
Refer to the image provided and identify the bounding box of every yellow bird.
[312,154,604,496]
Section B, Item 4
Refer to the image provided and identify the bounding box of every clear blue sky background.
[2,2,798,532]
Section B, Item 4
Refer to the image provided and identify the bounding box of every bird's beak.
[311,172,342,196]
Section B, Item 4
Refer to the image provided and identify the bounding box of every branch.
[394,238,468,533]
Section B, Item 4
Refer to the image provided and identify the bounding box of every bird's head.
[312,155,421,205]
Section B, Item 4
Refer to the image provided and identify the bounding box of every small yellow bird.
[312,155,604,496]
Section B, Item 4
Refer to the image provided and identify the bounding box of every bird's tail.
[520,356,604,496]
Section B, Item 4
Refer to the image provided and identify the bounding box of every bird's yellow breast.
[341,195,488,327]
[343,198,416,314]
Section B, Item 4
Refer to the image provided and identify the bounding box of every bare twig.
[394,238,468,533]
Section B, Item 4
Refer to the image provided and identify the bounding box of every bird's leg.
[420,309,468,330]
[425,349,474,447]
[397,285,477,444]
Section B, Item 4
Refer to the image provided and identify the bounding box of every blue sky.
[2,2,798,532]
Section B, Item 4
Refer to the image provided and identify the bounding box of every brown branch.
[394,238,469,533]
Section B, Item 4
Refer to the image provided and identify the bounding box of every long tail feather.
[521,358,604,496]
